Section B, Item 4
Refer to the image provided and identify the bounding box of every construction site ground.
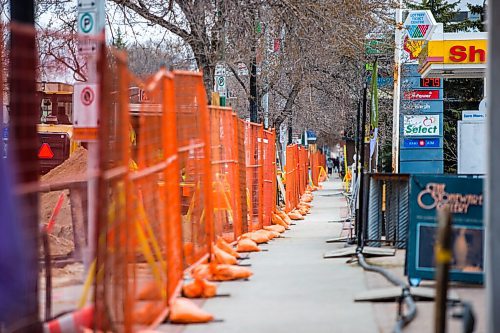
[158,177,486,333]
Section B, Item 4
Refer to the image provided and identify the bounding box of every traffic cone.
[44,306,93,333]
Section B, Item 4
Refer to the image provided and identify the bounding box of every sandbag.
[182,278,217,298]
[264,225,285,233]
[216,237,240,258]
[208,264,253,281]
[300,201,313,208]
[191,264,211,280]
[288,211,304,220]
[169,298,213,324]
[241,231,269,244]
[298,208,308,216]
[276,210,293,225]
[254,229,276,240]
[213,245,238,265]
[236,238,260,252]
[272,213,288,228]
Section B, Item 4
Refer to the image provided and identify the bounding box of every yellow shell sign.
[426,39,487,64]
[418,34,487,78]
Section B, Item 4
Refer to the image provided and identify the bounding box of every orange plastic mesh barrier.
[310,150,320,186]
[94,54,185,332]
[298,146,308,195]
[262,129,276,226]
[244,122,264,231]
[209,106,244,242]
[237,119,249,234]
[173,71,214,267]
[285,144,299,212]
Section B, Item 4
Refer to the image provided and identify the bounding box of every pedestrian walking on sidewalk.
[326,158,334,175]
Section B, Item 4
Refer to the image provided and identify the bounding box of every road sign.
[216,76,226,89]
[404,10,437,41]
[78,12,96,34]
[215,64,226,76]
[73,83,99,140]
[215,75,227,97]
[77,0,98,10]
[77,0,104,55]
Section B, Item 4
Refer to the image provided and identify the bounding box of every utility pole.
[486,2,500,332]
[391,0,403,173]
[249,11,259,123]
[9,0,41,331]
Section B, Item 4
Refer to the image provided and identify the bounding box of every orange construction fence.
[262,129,277,227]
[92,49,281,332]
[310,150,327,186]
[284,144,328,213]
[244,121,264,232]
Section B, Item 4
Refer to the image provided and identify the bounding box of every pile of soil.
[40,147,88,257]
[42,146,88,183]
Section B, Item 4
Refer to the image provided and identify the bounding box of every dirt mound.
[40,146,88,257]
[42,146,88,184]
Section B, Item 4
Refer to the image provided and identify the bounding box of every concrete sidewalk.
[158,177,378,333]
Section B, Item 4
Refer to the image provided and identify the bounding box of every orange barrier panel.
[237,119,249,234]
[173,71,214,267]
[298,146,308,195]
[95,55,185,331]
[244,122,264,231]
[262,129,276,226]
[285,144,299,212]
[209,106,243,242]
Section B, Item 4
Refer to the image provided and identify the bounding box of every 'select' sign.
[404,115,440,136]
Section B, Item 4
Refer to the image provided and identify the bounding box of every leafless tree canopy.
[32,0,395,143]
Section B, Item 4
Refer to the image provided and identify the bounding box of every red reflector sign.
[38,143,54,159]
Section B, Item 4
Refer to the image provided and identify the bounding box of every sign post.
[75,0,105,272]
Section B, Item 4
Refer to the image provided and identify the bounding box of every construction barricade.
[285,144,299,212]
[244,122,264,231]
[173,71,214,267]
[209,106,244,242]
[94,54,185,331]
[262,129,277,226]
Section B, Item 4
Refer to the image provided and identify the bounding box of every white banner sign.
[403,114,440,136]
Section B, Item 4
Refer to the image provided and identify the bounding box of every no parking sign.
[73,83,99,140]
